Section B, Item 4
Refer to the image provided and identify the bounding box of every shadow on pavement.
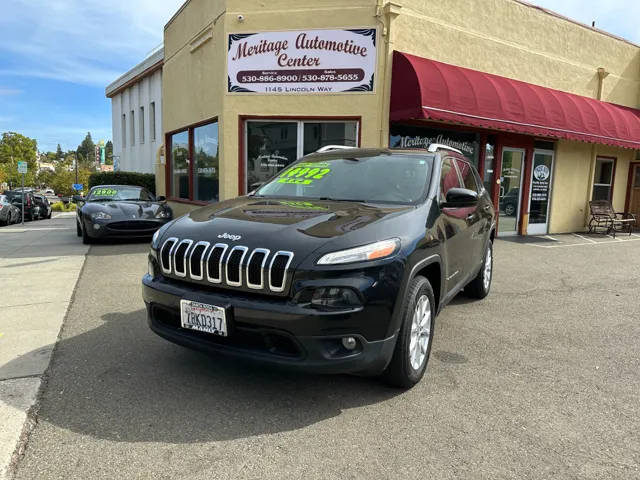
[2,308,400,444]
[88,240,151,256]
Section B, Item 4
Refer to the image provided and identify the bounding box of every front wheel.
[383,276,436,388]
[76,221,82,237]
[466,241,493,299]
[81,222,92,244]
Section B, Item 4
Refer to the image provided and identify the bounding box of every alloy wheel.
[409,295,431,370]
[483,246,492,291]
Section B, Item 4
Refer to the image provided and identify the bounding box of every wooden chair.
[588,200,636,237]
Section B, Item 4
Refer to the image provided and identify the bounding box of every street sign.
[72,184,83,191]
[17,161,27,174]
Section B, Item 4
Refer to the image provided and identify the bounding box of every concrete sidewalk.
[0,213,87,479]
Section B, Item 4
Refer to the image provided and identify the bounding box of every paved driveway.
[10,233,640,479]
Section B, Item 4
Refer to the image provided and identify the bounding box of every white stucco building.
[105,46,163,173]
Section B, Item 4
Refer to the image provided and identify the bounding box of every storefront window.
[193,122,219,202]
[169,120,219,202]
[303,122,357,155]
[592,157,615,201]
[245,119,359,192]
[170,130,189,199]
[389,124,480,168]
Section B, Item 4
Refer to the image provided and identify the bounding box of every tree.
[76,132,95,166]
[56,144,64,161]
[0,132,38,187]
[49,154,92,196]
[105,140,113,165]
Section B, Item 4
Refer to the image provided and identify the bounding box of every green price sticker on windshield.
[94,188,117,196]
[277,163,331,185]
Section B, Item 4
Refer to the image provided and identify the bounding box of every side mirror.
[72,195,85,204]
[156,195,166,202]
[442,188,478,208]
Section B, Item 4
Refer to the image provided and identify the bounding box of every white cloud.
[0,0,183,87]
[0,87,22,95]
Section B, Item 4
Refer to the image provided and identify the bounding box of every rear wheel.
[384,276,435,388]
[466,241,493,299]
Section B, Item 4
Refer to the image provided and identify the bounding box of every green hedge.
[88,171,156,194]
[51,201,76,212]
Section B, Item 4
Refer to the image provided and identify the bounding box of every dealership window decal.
[228,29,376,94]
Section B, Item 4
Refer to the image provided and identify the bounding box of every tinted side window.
[440,157,463,202]
[455,159,479,193]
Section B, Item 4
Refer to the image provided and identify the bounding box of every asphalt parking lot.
[10,231,640,479]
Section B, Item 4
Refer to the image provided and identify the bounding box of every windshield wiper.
[318,197,367,203]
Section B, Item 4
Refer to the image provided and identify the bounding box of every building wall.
[160,0,639,233]
[110,69,162,174]
[393,0,639,106]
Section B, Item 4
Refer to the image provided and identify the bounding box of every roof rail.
[315,145,356,153]
[427,143,463,154]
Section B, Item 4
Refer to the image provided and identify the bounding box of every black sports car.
[74,185,173,244]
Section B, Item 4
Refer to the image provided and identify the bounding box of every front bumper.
[84,217,169,239]
[142,274,398,375]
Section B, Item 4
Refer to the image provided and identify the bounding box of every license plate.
[180,300,227,337]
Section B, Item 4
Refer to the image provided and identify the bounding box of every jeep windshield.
[255,153,435,204]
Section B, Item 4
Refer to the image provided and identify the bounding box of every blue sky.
[0,0,638,153]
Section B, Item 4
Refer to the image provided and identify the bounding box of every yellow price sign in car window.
[277,163,331,185]
[94,188,117,196]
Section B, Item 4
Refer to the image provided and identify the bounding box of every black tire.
[47,212,52,219]
[466,241,493,299]
[76,221,82,237]
[81,223,92,244]
[383,276,436,388]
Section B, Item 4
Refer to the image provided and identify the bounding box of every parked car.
[33,194,52,219]
[44,188,55,195]
[0,194,21,225]
[143,147,496,388]
[74,185,173,244]
[500,187,519,216]
[4,190,40,221]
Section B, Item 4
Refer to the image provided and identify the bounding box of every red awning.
[390,51,640,150]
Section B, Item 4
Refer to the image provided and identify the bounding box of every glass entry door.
[498,148,525,235]
[528,149,554,235]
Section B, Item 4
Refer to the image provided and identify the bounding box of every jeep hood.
[162,197,413,263]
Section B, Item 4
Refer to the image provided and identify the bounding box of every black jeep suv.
[143,147,495,387]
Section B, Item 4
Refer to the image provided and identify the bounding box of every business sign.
[389,125,480,166]
[228,28,377,94]
[17,161,27,174]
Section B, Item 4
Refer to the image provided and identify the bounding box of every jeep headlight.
[155,209,171,219]
[90,211,111,220]
[317,238,401,265]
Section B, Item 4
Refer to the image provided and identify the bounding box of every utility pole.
[75,154,78,184]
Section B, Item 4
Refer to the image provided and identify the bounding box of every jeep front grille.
[159,238,294,294]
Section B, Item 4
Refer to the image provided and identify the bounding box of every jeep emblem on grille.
[217,232,241,241]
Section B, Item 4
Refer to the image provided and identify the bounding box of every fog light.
[93,223,100,230]
[341,336,357,350]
